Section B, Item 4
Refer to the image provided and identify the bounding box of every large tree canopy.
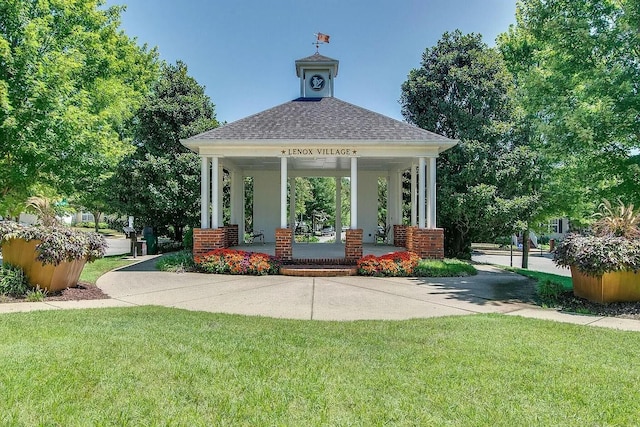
[498,0,640,218]
[111,61,219,241]
[0,0,158,216]
[401,30,542,258]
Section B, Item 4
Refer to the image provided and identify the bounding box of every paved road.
[105,237,131,256]
[472,252,571,277]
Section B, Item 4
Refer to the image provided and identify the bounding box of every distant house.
[547,218,570,240]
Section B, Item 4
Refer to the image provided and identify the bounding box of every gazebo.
[181,52,457,262]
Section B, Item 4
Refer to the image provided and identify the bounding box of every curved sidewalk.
[1,257,639,331]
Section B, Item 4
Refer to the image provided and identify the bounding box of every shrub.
[25,286,47,302]
[76,222,109,230]
[0,221,107,265]
[537,235,550,245]
[182,228,193,251]
[554,234,640,276]
[156,251,197,272]
[158,241,183,253]
[537,280,564,305]
[413,259,477,277]
[357,251,420,277]
[0,264,29,296]
[195,249,280,275]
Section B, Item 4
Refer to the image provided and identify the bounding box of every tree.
[498,0,640,220]
[111,61,219,241]
[401,30,541,259]
[0,0,158,216]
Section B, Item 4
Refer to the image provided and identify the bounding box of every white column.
[411,164,417,226]
[418,157,426,228]
[428,157,437,228]
[289,177,296,229]
[280,157,288,228]
[350,157,358,229]
[218,164,224,227]
[211,157,219,229]
[335,177,342,244]
[230,171,245,238]
[230,170,243,224]
[384,175,390,230]
[200,156,209,228]
[388,171,401,229]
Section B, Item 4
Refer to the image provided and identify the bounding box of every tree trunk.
[521,229,529,269]
[173,225,183,243]
[92,211,102,233]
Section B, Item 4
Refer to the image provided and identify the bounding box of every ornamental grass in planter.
[0,221,107,292]
[554,200,640,303]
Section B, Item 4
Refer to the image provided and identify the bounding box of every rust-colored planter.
[570,266,640,303]
[1,238,86,292]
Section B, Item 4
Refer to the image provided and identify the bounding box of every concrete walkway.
[2,256,640,331]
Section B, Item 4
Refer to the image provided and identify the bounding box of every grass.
[501,266,573,291]
[71,226,122,237]
[414,258,477,277]
[79,255,135,284]
[1,307,639,425]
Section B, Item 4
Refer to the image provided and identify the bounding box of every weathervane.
[313,32,330,53]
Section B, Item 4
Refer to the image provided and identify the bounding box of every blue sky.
[105,0,517,123]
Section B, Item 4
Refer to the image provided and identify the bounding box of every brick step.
[280,265,358,277]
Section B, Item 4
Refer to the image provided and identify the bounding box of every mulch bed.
[0,282,109,303]
[552,291,640,320]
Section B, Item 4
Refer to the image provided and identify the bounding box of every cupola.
[294,53,339,98]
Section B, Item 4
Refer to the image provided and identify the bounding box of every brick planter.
[193,228,226,259]
[345,229,363,261]
[411,228,444,259]
[275,228,293,261]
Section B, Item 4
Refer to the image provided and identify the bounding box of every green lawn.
[1,307,639,425]
[501,266,573,290]
[79,256,135,284]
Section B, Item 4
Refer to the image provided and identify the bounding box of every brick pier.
[193,228,226,259]
[345,229,363,261]
[275,228,293,261]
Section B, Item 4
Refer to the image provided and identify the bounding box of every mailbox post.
[123,226,137,257]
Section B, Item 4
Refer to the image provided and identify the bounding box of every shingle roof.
[295,52,339,77]
[296,53,337,63]
[185,97,454,143]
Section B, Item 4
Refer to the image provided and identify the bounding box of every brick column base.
[225,224,239,247]
[345,229,363,261]
[193,228,226,259]
[406,226,416,251]
[412,228,445,259]
[393,225,407,247]
[275,228,293,261]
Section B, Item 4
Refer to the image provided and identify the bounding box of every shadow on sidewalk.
[116,257,162,272]
[411,269,538,306]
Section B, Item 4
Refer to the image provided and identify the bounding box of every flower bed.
[357,251,421,277]
[195,249,280,275]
